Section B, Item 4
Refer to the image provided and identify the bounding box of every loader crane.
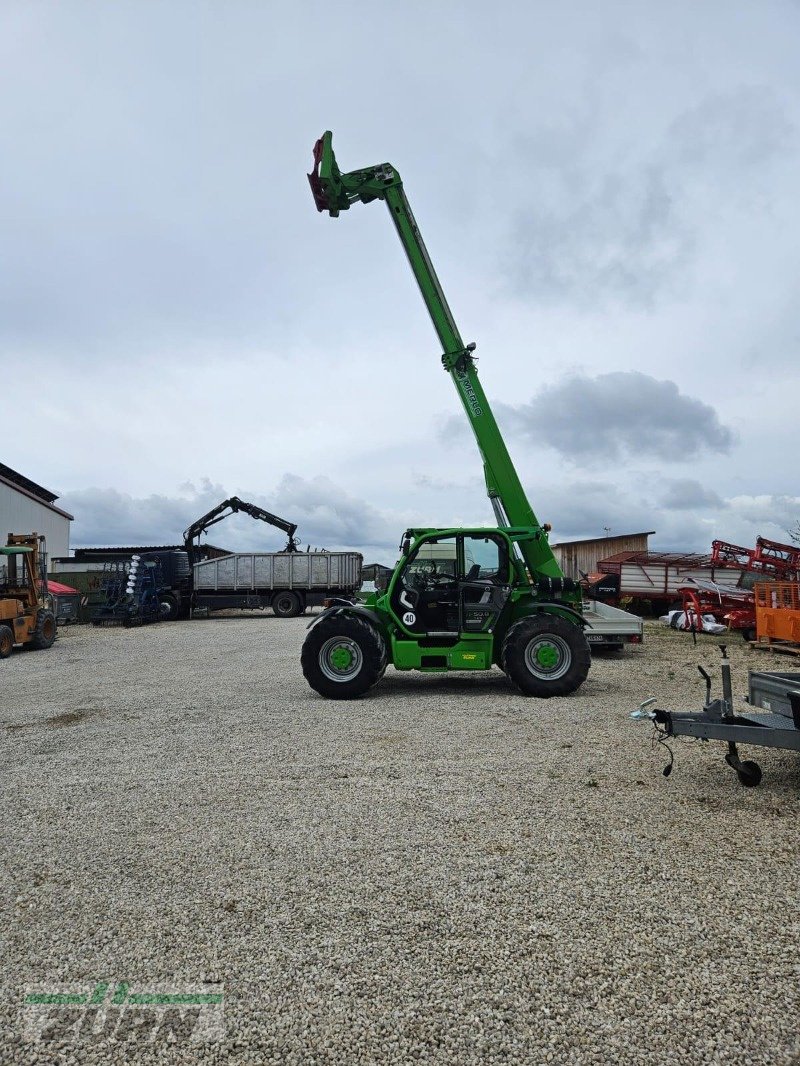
[301,132,591,699]
[183,496,300,564]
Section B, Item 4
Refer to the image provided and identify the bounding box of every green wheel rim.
[319,636,363,682]
[524,634,572,681]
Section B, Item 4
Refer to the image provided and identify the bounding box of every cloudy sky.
[2,1,799,563]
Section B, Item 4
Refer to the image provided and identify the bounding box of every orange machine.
[0,533,57,658]
[754,581,800,645]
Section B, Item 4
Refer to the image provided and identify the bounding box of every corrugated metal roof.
[68,544,228,559]
[0,462,57,503]
[551,531,656,548]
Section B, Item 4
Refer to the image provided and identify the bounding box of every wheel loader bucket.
[308,131,350,217]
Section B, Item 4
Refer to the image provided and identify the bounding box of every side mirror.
[401,534,412,556]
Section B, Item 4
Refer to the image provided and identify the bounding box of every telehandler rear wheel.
[30,609,56,650]
[0,625,14,658]
[502,615,590,697]
[302,614,387,699]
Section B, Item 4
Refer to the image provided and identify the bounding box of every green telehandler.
[301,132,591,699]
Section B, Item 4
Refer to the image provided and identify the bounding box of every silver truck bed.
[582,599,643,649]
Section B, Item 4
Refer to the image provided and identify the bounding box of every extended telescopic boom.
[309,131,562,580]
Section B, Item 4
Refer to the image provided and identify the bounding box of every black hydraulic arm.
[183,497,300,554]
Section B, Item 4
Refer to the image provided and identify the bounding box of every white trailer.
[593,551,744,612]
[582,598,643,651]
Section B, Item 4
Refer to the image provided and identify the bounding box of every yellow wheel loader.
[0,533,56,658]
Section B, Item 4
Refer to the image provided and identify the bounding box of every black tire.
[273,591,303,618]
[741,628,756,644]
[301,614,387,699]
[159,593,180,621]
[501,614,591,697]
[30,609,56,650]
[0,625,14,658]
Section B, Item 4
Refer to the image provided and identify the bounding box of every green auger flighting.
[302,132,591,699]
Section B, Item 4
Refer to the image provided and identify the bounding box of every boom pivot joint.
[441,342,477,373]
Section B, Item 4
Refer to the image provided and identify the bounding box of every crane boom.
[183,497,300,557]
[309,131,562,580]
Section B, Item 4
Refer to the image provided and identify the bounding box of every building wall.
[552,533,651,579]
[0,481,71,558]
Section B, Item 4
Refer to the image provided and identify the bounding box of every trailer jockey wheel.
[725,753,762,787]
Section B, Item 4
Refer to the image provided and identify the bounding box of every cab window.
[462,535,507,583]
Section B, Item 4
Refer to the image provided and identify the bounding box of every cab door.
[389,535,460,635]
[458,533,512,634]
[389,533,511,637]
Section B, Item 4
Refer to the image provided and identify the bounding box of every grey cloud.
[668,87,793,175]
[660,479,724,511]
[491,372,734,461]
[270,474,396,550]
[543,482,800,555]
[504,86,793,308]
[726,494,800,531]
[507,164,690,308]
[539,479,656,542]
[59,480,230,548]
[60,473,398,554]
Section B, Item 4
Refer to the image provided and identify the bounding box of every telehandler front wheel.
[30,610,57,651]
[302,614,387,699]
[0,625,14,658]
[501,615,590,698]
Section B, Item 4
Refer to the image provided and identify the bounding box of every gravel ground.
[1,616,798,1065]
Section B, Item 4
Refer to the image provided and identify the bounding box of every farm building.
[551,530,655,579]
[0,462,72,558]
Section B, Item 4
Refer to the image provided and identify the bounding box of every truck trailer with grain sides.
[192,550,363,617]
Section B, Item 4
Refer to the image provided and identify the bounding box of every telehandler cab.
[0,533,56,658]
[302,132,591,699]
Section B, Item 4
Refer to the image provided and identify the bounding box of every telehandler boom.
[302,132,590,699]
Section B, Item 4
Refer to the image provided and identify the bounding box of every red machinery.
[680,537,800,640]
[710,537,800,579]
[678,579,757,641]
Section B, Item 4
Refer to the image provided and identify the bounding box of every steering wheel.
[427,573,454,588]
[406,569,428,591]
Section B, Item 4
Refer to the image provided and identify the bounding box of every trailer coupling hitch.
[630,698,675,776]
